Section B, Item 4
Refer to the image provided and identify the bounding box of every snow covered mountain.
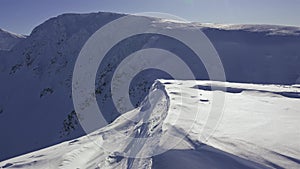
[0,11,300,166]
[0,12,124,161]
[0,80,299,169]
[0,28,25,51]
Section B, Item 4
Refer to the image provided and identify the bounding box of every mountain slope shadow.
[152,147,269,169]
[152,127,269,169]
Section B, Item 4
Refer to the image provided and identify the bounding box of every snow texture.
[0,12,300,168]
[0,80,299,169]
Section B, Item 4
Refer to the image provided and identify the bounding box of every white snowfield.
[1,80,299,169]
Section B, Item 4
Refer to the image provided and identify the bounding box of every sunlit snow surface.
[1,12,300,162]
[1,80,299,169]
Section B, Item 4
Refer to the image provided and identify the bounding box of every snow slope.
[0,80,299,169]
[0,28,25,51]
[0,12,300,162]
[0,12,123,161]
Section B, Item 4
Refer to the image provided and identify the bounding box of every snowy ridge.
[0,28,25,39]
[194,23,300,36]
[0,28,25,51]
[1,80,300,169]
[0,80,170,169]
[0,12,123,161]
[153,17,300,36]
[0,11,300,162]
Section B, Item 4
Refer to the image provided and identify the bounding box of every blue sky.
[1,0,300,35]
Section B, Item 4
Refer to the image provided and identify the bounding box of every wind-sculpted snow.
[1,80,300,169]
[0,11,300,162]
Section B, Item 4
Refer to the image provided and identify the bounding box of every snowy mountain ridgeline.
[0,11,300,168]
[0,80,300,169]
[0,28,25,51]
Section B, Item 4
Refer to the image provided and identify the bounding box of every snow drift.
[0,80,299,168]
